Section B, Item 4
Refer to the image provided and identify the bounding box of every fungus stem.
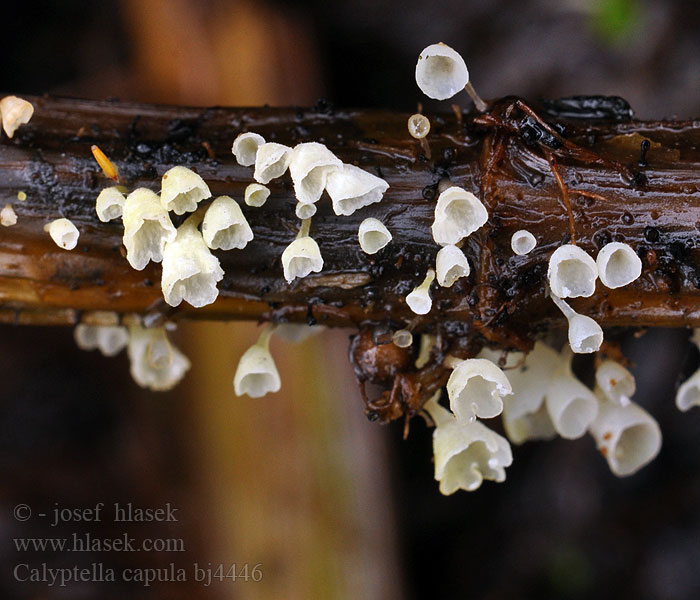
[464,82,488,113]
[297,218,311,239]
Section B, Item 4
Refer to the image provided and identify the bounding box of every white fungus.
[74,324,129,357]
[127,323,191,392]
[326,164,390,216]
[415,43,470,101]
[675,367,700,412]
[446,357,512,421]
[435,244,470,287]
[358,218,392,254]
[431,186,488,246]
[392,329,413,348]
[0,95,34,138]
[160,166,211,215]
[408,114,430,139]
[244,183,270,207]
[44,218,79,250]
[589,397,662,477]
[511,230,537,256]
[545,358,599,439]
[161,219,224,308]
[295,202,317,220]
[95,186,126,222]
[406,268,436,315]
[595,360,635,406]
[289,142,342,206]
[201,195,254,250]
[424,394,513,495]
[596,242,642,289]
[550,293,604,354]
[281,219,323,283]
[0,204,17,227]
[122,188,176,270]
[232,132,265,166]
[547,244,598,298]
[254,142,292,184]
[233,326,281,398]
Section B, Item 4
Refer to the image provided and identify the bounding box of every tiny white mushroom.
[281,219,323,283]
[446,357,512,421]
[289,142,342,205]
[595,360,635,406]
[326,164,390,216]
[435,244,470,287]
[431,186,488,246]
[202,195,254,250]
[244,183,270,207]
[511,230,537,256]
[0,95,34,138]
[44,218,79,250]
[233,326,281,398]
[545,358,598,439]
[392,329,413,348]
[589,397,662,477]
[358,218,392,254]
[122,188,176,270]
[676,367,700,412]
[74,324,129,357]
[550,293,604,354]
[161,218,224,308]
[232,132,265,166]
[407,113,430,139]
[160,166,211,215]
[254,142,292,184]
[596,242,642,289]
[406,268,435,315]
[295,201,317,220]
[0,204,17,227]
[547,244,598,298]
[127,323,191,392]
[415,43,469,101]
[95,186,126,222]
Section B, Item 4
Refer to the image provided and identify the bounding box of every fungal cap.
[254,142,292,184]
[160,166,211,215]
[122,188,176,270]
[436,244,470,287]
[415,43,469,101]
[233,331,281,398]
[95,186,126,222]
[503,402,557,446]
[447,357,512,421]
[281,236,324,283]
[431,186,488,246]
[589,398,661,477]
[511,230,537,256]
[550,293,604,354]
[201,195,254,250]
[232,132,266,166]
[407,113,430,139]
[45,218,79,250]
[547,244,598,298]
[244,183,270,207]
[675,368,700,412]
[595,360,635,406]
[295,202,317,220]
[392,329,413,348]
[127,324,191,392]
[406,268,436,315]
[358,217,392,254]
[596,242,642,289]
[161,220,224,308]
[0,95,34,138]
[289,142,342,205]
[74,324,129,357]
[0,204,17,227]
[326,164,389,216]
[545,363,598,439]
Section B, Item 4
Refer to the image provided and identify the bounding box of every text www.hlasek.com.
[14,533,184,553]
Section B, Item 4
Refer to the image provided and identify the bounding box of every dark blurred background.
[0,1,699,598]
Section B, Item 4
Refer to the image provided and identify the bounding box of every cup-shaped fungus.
[406,268,436,315]
[431,186,488,246]
[127,323,191,392]
[161,219,224,308]
[596,242,642,289]
[201,195,254,250]
[595,360,635,406]
[0,95,34,138]
[550,293,604,354]
[589,397,661,476]
[232,132,265,166]
[511,230,537,256]
[1,204,17,227]
[254,142,292,184]
[545,360,598,439]
[446,357,512,421]
[281,220,323,283]
[326,164,390,216]
[244,183,270,207]
[289,142,342,206]
[424,394,512,495]
[358,218,392,254]
[295,202,317,220]
[122,188,176,270]
[392,329,413,348]
[548,244,598,298]
[74,324,129,357]
[435,244,470,287]
[415,43,469,101]
[407,114,430,139]
[675,367,700,412]
[160,166,211,215]
[95,187,126,222]
[44,218,79,250]
[233,326,281,398]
